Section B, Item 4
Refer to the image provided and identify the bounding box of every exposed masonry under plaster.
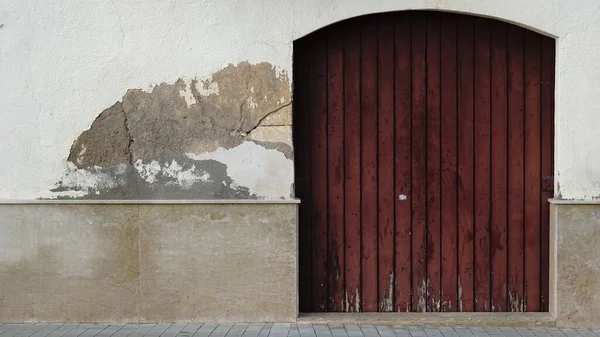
[50,62,294,200]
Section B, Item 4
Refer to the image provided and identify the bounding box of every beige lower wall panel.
[555,204,600,328]
[0,204,298,323]
[0,205,140,322]
[138,204,297,322]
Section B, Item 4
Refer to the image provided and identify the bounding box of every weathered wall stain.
[53,62,294,199]
[51,156,255,199]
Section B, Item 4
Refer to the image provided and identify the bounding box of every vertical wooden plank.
[411,14,428,312]
[377,18,396,312]
[361,21,379,312]
[344,24,362,314]
[507,25,525,312]
[293,38,313,312]
[490,21,509,312]
[440,14,458,312]
[327,29,345,312]
[426,13,442,312]
[540,37,555,312]
[473,18,492,312]
[524,30,542,312]
[310,35,329,312]
[394,14,413,313]
[457,16,475,312]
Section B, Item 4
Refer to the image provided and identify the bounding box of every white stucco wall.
[0,0,599,199]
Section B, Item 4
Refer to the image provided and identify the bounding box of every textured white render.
[0,0,598,199]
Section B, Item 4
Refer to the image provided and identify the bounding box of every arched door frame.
[292,9,556,315]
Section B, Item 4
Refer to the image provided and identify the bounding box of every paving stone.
[0,326,30,337]
[60,326,89,337]
[288,325,300,337]
[211,325,234,337]
[11,325,48,337]
[29,324,63,337]
[344,326,361,333]
[409,331,427,337]
[516,330,536,337]
[297,325,315,337]
[424,328,443,337]
[127,325,155,337]
[298,326,316,337]
[178,324,202,337]
[577,331,596,337]
[547,331,566,337]
[74,326,110,337]
[191,324,217,337]
[96,325,126,337]
[242,324,264,337]
[407,328,425,333]
[346,332,363,337]
[3,325,30,336]
[111,325,141,337]
[258,328,271,337]
[43,325,79,337]
[225,324,248,337]
[160,324,188,337]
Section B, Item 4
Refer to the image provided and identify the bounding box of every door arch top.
[291,3,557,41]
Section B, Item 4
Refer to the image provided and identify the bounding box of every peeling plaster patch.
[134,159,211,189]
[188,141,294,199]
[50,162,133,199]
[196,78,220,96]
[68,62,292,171]
[68,101,130,169]
[134,160,162,184]
[55,62,293,199]
[178,77,197,107]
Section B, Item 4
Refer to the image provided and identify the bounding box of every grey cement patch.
[50,156,257,199]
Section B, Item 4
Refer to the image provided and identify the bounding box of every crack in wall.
[123,106,134,165]
[246,102,292,135]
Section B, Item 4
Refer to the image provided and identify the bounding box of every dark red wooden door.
[293,11,554,313]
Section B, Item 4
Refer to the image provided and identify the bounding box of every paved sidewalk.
[1,324,599,337]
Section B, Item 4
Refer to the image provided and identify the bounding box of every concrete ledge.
[298,313,556,327]
[0,199,301,205]
[548,198,600,204]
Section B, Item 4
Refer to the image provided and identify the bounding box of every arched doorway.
[293,11,555,313]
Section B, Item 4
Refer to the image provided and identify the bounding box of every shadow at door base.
[297,312,555,327]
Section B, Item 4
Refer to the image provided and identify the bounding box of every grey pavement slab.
[0,325,599,337]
